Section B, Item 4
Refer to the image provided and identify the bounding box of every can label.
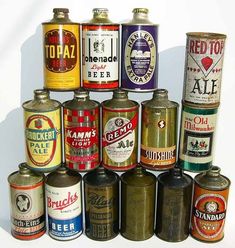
[122,25,158,90]
[64,107,99,171]
[82,25,119,89]
[24,109,61,170]
[184,36,226,104]
[10,181,45,240]
[46,183,82,240]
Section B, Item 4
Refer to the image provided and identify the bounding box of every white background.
[0,0,235,247]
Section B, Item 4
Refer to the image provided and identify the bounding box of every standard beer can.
[8,163,46,240]
[183,32,226,105]
[191,166,230,242]
[45,166,83,241]
[102,89,139,171]
[22,89,62,172]
[121,8,158,91]
[84,166,119,240]
[141,89,178,170]
[42,8,80,91]
[63,88,100,171]
[82,8,119,90]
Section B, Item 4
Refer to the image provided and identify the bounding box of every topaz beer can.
[42,8,80,91]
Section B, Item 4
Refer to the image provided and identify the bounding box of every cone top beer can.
[63,88,100,171]
[121,8,158,91]
[42,8,80,91]
[8,163,46,240]
[141,89,179,170]
[183,32,226,106]
[82,8,119,90]
[45,165,83,241]
[83,165,119,240]
[179,102,218,172]
[22,89,62,173]
[102,89,139,171]
[191,166,230,242]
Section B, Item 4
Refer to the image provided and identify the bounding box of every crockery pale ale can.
[121,8,158,91]
[42,8,80,91]
[82,8,119,90]
[102,89,139,171]
[183,32,226,105]
[63,88,100,171]
[8,163,46,240]
[22,89,61,172]
[191,166,230,242]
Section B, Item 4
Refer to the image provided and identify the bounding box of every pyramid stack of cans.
[7,7,230,243]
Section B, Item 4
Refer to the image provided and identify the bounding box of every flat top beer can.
[42,8,80,91]
[191,166,230,242]
[141,89,178,170]
[82,8,119,90]
[183,32,226,105]
[22,89,62,173]
[8,163,46,240]
[121,8,158,91]
[102,89,139,171]
[83,165,119,240]
[63,88,100,171]
[45,166,83,241]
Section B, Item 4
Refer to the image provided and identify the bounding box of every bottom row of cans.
[8,164,230,242]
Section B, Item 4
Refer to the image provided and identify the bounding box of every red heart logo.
[201,56,213,71]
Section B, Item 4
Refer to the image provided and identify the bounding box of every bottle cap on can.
[34,89,50,100]
[53,8,69,13]
[133,8,149,14]
[113,89,128,99]
[74,88,89,99]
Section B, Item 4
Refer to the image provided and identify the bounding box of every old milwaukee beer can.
[102,89,139,170]
[63,88,100,171]
[141,89,178,170]
[121,8,158,91]
[22,89,61,172]
[82,8,119,90]
[183,32,226,105]
[84,166,119,240]
[121,165,156,241]
[191,166,230,242]
[179,103,218,172]
[8,163,46,240]
[45,166,83,241]
[42,8,80,91]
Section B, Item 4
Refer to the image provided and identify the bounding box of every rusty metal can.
[121,8,158,91]
[191,166,230,242]
[83,165,119,240]
[156,167,193,242]
[141,89,179,170]
[22,89,62,172]
[121,165,156,240]
[183,32,226,105]
[82,8,119,90]
[63,88,100,171]
[42,8,80,91]
[45,165,83,241]
[8,163,46,240]
[102,89,139,171]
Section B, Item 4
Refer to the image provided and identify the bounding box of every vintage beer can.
[121,8,158,91]
[22,89,62,172]
[141,89,178,170]
[8,163,46,240]
[42,8,80,91]
[179,103,218,172]
[63,88,100,171]
[45,166,83,241]
[102,89,139,171]
[82,8,119,90]
[121,165,156,241]
[183,32,226,105]
[156,167,193,242]
[84,166,119,240]
[191,166,230,242]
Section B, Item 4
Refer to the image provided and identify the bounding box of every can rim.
[186,32,226,39]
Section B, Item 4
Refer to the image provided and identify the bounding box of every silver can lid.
[74,88,89,99]
[34,89,50,100]
[93,8,109,15]
[133,8,149,14]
